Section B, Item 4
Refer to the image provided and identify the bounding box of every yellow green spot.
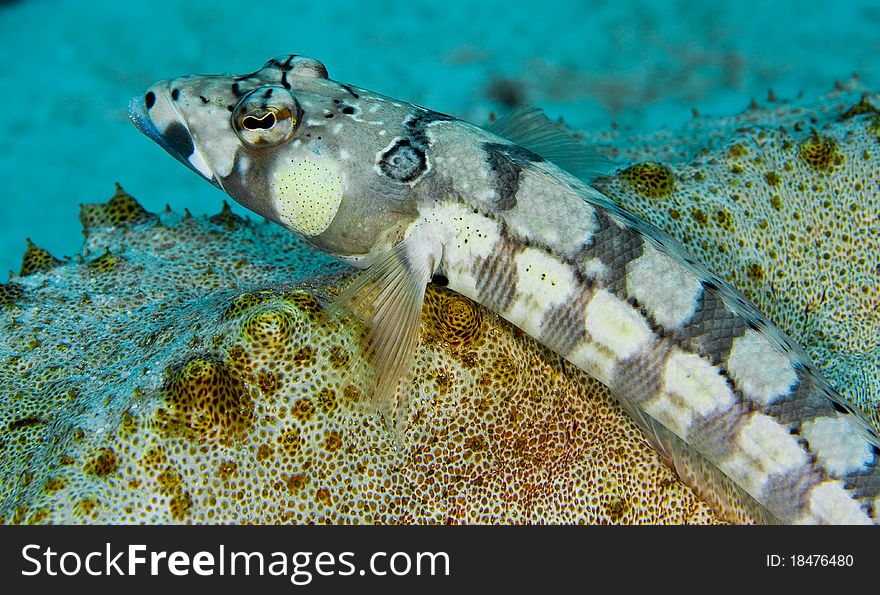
[257,369,279,395]
[278,427,304,455]
[223,290,275,320]
[20,239,63,276]
[44,477,67,494]
[714,209,734,230]
[208,201,246,230]
[798,132,843,171]
[291,398,316,422]
[79,183,151,230]
[0,282,24,308]
[27,509,50,525]
[169,491,193,521]
[689,207,708,226]
[840,94,878,119]
[868,116,880,141]
[87,249,122,273]
[292,346,316,367]
[328,346,350,370]
[746,263,766,281]
[83,447,118,477]
[257,443,274,461]
[241,308,295,350]
[159,356,253,440]
[283,291,325,319]
[316,388,338,416]
[464,436,487,452]
[605,496,630,522]
[219,460,237,478]
[323,431,343,452]
[424,286,484,347]
[620,162,675,199]
[287,473,308,492]
[157,466,183,494]
[316,488,332,506]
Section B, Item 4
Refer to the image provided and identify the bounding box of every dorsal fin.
[486,107,612,180]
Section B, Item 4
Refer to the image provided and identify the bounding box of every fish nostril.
[145,91,156,109]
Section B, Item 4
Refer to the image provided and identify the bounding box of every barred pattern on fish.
[129,55,880,524]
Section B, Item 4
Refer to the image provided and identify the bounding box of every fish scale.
[432,195,879,524]
[130,54,880,524]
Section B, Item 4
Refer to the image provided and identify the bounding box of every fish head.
[130,54,423,264]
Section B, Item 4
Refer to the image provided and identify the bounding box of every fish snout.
[128,82,220,187]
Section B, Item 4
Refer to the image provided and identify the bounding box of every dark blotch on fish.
[483,143,523,210]
[340,84,360,99]
[484,142,544,165]
[404,111,454,147]
[162,122,195,159]
[379,139,427,183]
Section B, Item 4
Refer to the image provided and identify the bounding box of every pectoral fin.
[332,228,441,424]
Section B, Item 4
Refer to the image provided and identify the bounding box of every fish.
[130,54,880,524]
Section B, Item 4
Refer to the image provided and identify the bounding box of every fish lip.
[128,96,166,146]
[128,95,222,190]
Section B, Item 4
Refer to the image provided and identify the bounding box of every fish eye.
[241,112,276,130]
[232,86,302,147]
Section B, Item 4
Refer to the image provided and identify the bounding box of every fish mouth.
[128,96,165,147]
[128,94,222,190]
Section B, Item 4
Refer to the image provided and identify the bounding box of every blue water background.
[0,0,877,274]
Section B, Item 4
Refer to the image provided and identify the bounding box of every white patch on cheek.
[270,159,345,236]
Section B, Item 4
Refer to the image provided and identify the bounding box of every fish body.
[131,55,880,524]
